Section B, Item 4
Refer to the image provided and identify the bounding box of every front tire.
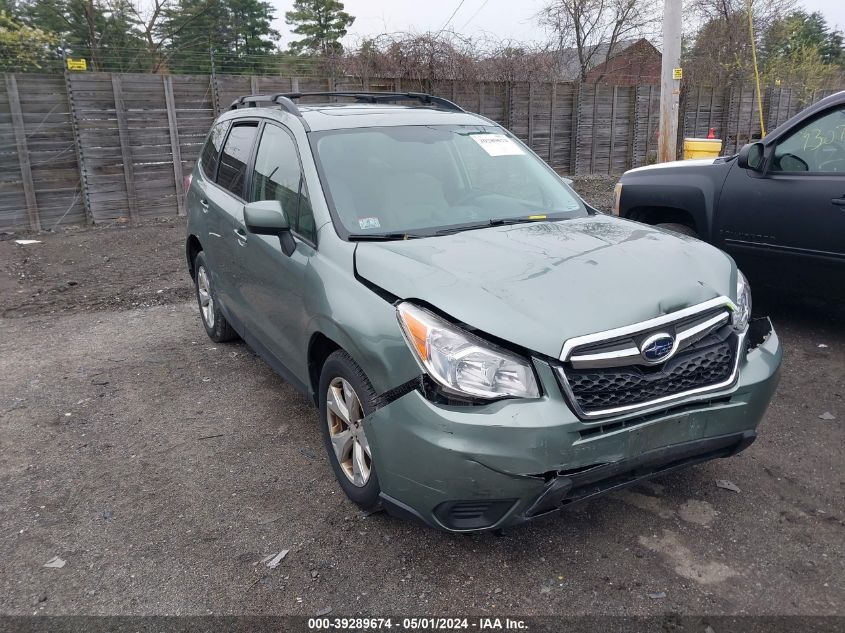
[193,251,238,343]
[319,350,381,510]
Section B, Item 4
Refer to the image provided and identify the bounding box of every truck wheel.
[319,350,382,511]
[193,251,238,343]
[657,222,698,238]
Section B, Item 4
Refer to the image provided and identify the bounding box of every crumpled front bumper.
[363,319,782,532]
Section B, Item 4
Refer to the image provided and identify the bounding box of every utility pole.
[657,0,683,162]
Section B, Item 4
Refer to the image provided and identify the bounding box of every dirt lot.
[0,185,843,619]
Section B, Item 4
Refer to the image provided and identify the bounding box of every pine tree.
[160,0,278,73]
[285,0,353,56]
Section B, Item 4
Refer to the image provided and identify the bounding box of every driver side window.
[772,107,845,173]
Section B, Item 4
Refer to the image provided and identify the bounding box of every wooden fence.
[1,71,841,231]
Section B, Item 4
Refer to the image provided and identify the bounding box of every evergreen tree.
[285,0,353,56]
[18,0,146,70]
[762,11,844,67]
[160,0,278,73]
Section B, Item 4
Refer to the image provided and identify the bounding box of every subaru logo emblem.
[640,333,676,364]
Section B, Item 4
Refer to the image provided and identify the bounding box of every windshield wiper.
[348,232,425,241]
[435,216,550,236]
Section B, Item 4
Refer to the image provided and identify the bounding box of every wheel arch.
[186,234,203,280]
[305,315,420,407]
[626,205,699,234]
[307,332,342,406]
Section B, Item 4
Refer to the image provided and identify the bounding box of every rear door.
[716,105,845,286]
[191,121,229,273]
[230,121,318,375]
[206,121,259,327]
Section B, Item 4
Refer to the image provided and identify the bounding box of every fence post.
[676,83,688,157]
[5,74,41,231]
[570,82,581,173]
[608,85,618,174]
[163,76,186,217]
[644,85,654,164]
[477,81,484,115]
[504,81,512,129]
[733,84,743,152]
[250,76,259,95]
[63,69,93,224]
[210,50,220,118]
[548,82,556,164]
[589,84,599,174]
[627,87,637,170]
[111,74,139,223]
[527,82,535,148]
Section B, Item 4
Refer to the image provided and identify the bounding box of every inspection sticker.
[470,133,525,156]
[358,216,381,230]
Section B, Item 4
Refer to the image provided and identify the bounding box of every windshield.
[311,125,589,238]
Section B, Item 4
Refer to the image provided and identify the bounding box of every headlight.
[396,302,540,400]
[732,270,752,332]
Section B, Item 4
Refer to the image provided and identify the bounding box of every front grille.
[566,335,734,410]
[556,298,742,419]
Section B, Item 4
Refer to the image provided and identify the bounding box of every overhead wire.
[460,0,491,30]
[435,0,468,37]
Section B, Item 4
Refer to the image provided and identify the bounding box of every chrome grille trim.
[557,296,745,421]
[559,296,737,361]
[569,310,730,369]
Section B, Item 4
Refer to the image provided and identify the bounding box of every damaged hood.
[354,215,736,359]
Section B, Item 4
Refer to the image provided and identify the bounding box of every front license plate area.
[627,413,694,457]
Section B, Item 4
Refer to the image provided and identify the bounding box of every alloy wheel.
[326,377,372,487]
[197,266,215,328]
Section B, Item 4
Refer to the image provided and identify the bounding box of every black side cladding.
[374,376,424,409]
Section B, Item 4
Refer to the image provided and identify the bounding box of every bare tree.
[538,0,661,82]
[340,32,562,84]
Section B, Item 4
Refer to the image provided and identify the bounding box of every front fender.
[619,162,733,242]
[302,229,420,397]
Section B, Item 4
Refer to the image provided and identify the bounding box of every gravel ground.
[0,187,842,619]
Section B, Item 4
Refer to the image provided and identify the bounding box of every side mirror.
[243,200,296,256]
[737,142,765,172]
[561,176,574,187]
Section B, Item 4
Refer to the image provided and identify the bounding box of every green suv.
[185,92,782,532]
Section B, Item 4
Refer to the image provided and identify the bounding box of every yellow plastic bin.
[683,137,722,160]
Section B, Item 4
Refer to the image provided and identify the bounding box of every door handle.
[233,228,248,244]
[832,197,845,206]
[199,198,209,213]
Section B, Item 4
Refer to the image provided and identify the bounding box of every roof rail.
[229,91,464,115]
[230,93,302,116]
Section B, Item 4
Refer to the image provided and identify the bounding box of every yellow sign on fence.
[672,67,683,80]
[66,58,88,71]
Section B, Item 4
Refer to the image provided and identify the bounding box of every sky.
[269,0,845,48]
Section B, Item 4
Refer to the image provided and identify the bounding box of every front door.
[230,121,318,379]
[716,105,845,287]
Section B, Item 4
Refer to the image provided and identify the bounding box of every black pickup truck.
[614,90,845,295]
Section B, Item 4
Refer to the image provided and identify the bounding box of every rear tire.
[319,350,382,511]
[656,222,698,238]
[193,251,238,343]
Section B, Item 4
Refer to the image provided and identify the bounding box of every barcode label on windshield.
[471,133,525,156]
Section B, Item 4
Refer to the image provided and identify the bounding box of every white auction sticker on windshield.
[471,133,525,156]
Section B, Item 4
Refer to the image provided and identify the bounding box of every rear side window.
[216,123,258,198]
[200,122,228,177]
[250,123,316,243]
